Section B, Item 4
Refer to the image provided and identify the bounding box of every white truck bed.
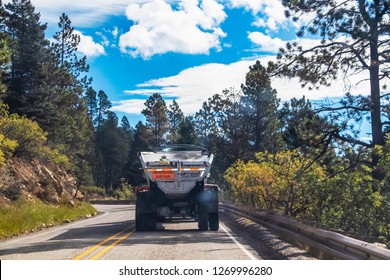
[139,150,214,197]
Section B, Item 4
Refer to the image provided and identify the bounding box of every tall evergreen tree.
[167,99,184,144]
[98,111,129,189]
[194,98,219,149]
[92,90,111,187]
[4,0,52,118]
[95,90,111,130]
[142,93,169,148]
[241,61,282,155]
[0,2,10,104]
[127,121,153,186]
[51,13,88,78]
[120,115,134,155]
[273,0,390,178]
[177,116,198,145]
[85,86,97,122]
[213,88,250,163]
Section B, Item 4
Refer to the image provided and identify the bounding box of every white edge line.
[220,224,258,260]
[0,210,110,246]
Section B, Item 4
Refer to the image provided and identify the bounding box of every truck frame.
[136,145,219,231]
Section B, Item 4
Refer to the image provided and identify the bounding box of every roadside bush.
[0,114,71,169]
[0,114,47,157]
[0,133,18,166]
[225,149,390,244]
[113,181,134,200]
[225,149,325,216]
[80,185,106,198]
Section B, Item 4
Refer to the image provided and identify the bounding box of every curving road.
[0,204,262,260]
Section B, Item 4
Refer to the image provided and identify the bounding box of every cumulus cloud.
[74,30,106,57]
[113,57,370,115]
[112,99,148,115]
[248,32,322,53]
[2,0,146,27]
[248,32,286,52]
[119,0,227,58]
[229,0,287,31]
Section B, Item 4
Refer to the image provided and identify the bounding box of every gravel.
[220,209,317,260]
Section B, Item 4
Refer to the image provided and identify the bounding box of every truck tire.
[208,213,219,231]
[136,192,157,231]
[136,213,157,231]
[146,214,157,231]
[198,211,208,231]
[136,214,145,231]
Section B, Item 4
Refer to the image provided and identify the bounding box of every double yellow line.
[73,224,135,260]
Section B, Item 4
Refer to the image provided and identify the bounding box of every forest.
[0,0,390,244]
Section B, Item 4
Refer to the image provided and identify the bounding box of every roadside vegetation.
[0,199,96,240]
[80,181,135,201]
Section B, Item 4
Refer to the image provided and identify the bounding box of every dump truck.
[136,145,218,231]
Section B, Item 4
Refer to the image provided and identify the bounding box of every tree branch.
[334,131,372,147]
[315,105,370,113]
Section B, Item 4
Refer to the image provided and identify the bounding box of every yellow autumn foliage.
[0,113,70,168]
[0,133,18,166]
[225,149,326,216]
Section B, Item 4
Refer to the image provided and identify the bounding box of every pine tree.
[273,0,390,179]
[167,100,184,144]
[98,111,129,189]
[0,2,10,104]
[52,13,88,78]
[4,0,52,118]
[142,93,169,148]
[85,86,97,122]
[177,116,198,145]
[96,90,111,130]
[213,88,251,162]
[127,121,153,186]
[241,61,282,155]
[120,116,134,148]
[194,98,219,149]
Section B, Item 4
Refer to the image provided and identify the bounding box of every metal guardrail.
[220,203,390,260]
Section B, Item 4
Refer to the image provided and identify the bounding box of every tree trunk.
[369,20,384,183]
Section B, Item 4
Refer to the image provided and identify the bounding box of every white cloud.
[3,0,155,27]
[229,0,287,31]
[248,31,322,53]
[74,30,106,57]
[112,27,119,38]
[119,0,227,58]
[112,99,148,115]
[113,57,370,115]
[248,32,285,52]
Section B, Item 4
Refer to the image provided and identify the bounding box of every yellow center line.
[72,224,134,260]
[89,228,135,260]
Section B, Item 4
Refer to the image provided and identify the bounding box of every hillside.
[0,158,82,207]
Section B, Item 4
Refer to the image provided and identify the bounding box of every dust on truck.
[136,146,219,231]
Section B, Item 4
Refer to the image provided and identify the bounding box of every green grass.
[0,200,97,239]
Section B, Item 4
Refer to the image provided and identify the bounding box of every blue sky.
[3,0,371,134]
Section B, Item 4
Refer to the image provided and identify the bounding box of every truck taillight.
[136,185,150,193]
[204,184,219,191]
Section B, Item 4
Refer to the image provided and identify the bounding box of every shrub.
[0,133,18,166]
[225,149,325,216]
[0,114,47,157]
[113,181,134,200]
[80,185,106,197]
[0,114,71,169]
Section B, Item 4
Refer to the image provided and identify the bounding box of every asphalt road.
[0,204,260,260]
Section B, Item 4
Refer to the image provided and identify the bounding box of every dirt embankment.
[0,158,82,207]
